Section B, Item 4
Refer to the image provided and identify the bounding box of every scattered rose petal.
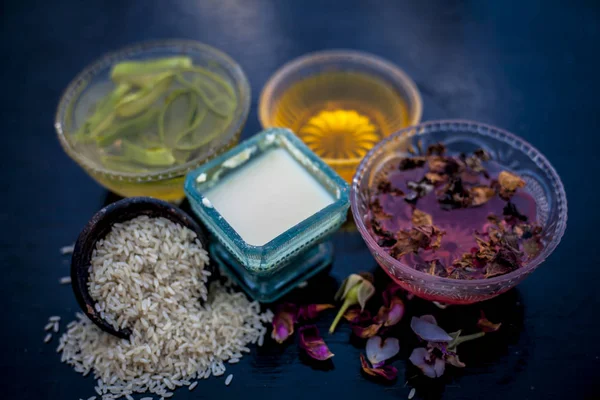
[298,304,334,321]
[360,353,398,381]
[375,296,405,327]
[366,336,400,366]
[299,325,334,361]
[271,303,297,343]
[352,322,383,339]
[409,347,445,378]
[477,311,502,332]
[410,316,453,342]
[343,308,372,323]
[445,353,466,368]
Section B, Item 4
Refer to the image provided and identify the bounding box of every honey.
[269,71,412,181]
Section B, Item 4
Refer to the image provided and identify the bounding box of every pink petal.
[299,325,334,361]
[360,354,398,381]
[298,304,334,321]
[375,297,405,327]
[271,303,297,343]
[366,336,400,366]
[410,316,452,342]
[409,347,445,378]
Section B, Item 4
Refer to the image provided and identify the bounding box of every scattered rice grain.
[59,276,72,285]
[408,388,416,399]
[56,216,272,399]
[225,374,233,386]
[44,333,52,343]
[60,244,75,255]
[188,381,198,391]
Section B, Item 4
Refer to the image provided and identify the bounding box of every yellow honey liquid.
[270,71,411,181]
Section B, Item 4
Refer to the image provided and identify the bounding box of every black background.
[1,1,598,399]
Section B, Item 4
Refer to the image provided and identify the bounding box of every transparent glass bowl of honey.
[56,40,250,202]
[259,50,422,182]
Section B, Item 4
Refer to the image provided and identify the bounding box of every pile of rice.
[57,216,272,400]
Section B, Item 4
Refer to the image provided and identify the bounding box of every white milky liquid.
[205,148,334,246]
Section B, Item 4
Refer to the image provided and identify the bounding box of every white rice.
[225,374,233,386]
[59,276,72,285]
[408,388,416,399]
[61,244,75,255]
[188,382,197,391]
[57,216,271,399]
[44,322,54,331]
[44,333,52,343]
[49,316,61,322]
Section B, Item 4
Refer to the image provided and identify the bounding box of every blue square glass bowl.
[184,128,349,302]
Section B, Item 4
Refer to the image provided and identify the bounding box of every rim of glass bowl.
[258,49,423,168]
[350,119,568,287]
[55,39,251,183]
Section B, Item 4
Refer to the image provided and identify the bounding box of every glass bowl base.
[210,241,334,303]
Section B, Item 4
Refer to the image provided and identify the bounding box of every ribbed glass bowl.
[55,40,251,202]
[351,120,567,304]
[259,50,422,183]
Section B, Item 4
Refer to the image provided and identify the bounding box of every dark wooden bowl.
[71,197,210,339]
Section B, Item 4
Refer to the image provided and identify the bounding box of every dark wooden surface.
[1,1,598,399]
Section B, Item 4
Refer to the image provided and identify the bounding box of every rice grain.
[57,216,271,399]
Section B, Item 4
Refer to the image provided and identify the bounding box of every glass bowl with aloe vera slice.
[55,40,250,202]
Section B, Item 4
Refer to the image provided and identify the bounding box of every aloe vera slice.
[111,57,192,83]
[100,155,150,173]
[74,83,131,141]
[121,140,175,167]
[95,108,159,147]
[116,72,173,118]
[175,75,235,118]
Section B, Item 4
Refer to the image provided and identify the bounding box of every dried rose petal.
[299,325,334,361]
[343,308,372,323]
[470,186,496,206]
[375,296,405,327]
[298,304,334,321]
[409,347,445,378]
[366,336,400,366]
[352,322,383,339]
[523,238,543,257]
[498,171,526,191]
[410,316,453,342]
[445,353,466,368]
[271,303,297,343]
[360,353,398,381]
[477,311,502,332]
[412,208,433,226]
